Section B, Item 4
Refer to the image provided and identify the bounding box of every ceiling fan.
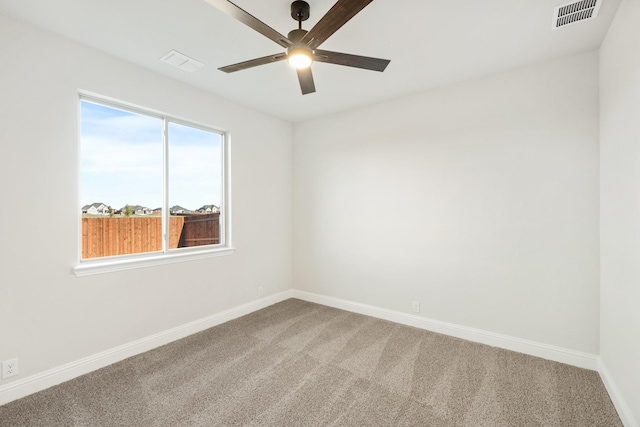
[203,0,390,95]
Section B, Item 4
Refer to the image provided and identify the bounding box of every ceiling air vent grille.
[160,50,204,73]
[553,0,601,29]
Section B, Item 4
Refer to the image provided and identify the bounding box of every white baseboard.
[0,290,293,406]
[599,360,638,427]
[292,290,599,370]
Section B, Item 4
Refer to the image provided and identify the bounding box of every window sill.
[73,247,235,277]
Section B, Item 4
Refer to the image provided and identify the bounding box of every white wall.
[0,14,292,385]
[293,52,601,354]
[600,0,640,423]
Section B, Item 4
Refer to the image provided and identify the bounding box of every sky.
[80,100,223,211]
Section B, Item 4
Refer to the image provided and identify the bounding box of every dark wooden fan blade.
[219,53,286,73]
[297,68,316,95]
[203,0,291,48]
[314,49,389,72]
[301,0,374,50]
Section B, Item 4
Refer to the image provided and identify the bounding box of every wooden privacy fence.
[82,213,220,259]
[178,213,221,247]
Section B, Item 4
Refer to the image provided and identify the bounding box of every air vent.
[553,0,601,29]
[160,50,204,73]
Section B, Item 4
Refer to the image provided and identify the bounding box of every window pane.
[80,100,163,259]
[167,121,223,249]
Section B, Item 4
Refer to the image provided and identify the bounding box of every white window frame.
[73,93,234,277]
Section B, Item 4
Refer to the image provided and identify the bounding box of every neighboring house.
[196,204,220,214]
[128,205,152,215]
[170,205,190,214]
[82,202,109,215]
[138,207,152,215]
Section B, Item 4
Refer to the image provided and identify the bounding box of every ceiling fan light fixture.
[287,47,313,69]
[208,0,390,95]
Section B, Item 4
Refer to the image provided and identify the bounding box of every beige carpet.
[0,299,622,426]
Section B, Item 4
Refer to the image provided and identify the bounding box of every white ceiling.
[0,0,621,122]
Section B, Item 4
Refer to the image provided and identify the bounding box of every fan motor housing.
[288,29,308,44]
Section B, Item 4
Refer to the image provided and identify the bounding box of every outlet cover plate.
[2,358,19,379]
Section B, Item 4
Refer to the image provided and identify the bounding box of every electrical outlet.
[2,358,19,379]
[412,301,420,313]
[258,287,264,297]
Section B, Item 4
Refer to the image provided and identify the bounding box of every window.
[75,95,232,276]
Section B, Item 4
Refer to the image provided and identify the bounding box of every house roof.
[82,202,107,210]
[170,205,190,213]
[197,204,219,211]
